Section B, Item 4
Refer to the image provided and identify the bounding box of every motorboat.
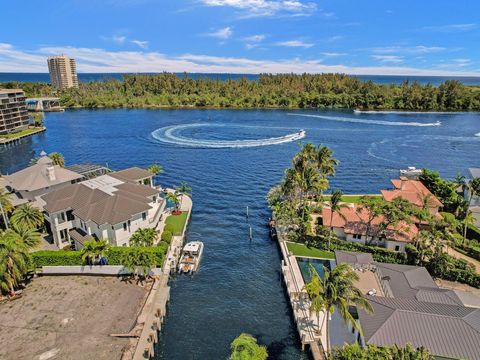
[399,166,422,179]
[178,241,204,274]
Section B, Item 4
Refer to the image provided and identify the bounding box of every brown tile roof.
[322,205,418,243]
[382,178,443,208]
[358,296,480,360]
[42,184,110,213]
[110,167,152,183]
[334,250,374,265]
[115,182,160,197]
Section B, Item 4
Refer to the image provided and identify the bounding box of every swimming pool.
[297,258,336,283]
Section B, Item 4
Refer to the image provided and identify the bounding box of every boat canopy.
[183,242,201,252]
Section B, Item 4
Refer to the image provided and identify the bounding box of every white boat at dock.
[178,241,204,274]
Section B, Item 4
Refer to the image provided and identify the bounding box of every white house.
[41,168,164,249]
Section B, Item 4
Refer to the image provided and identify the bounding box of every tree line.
[2,73,480,110]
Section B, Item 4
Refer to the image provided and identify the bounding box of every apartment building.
[47,55,79,89]
[0,89,30,135]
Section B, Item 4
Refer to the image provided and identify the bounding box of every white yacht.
[399,166,422,179]
[178,241,204,274]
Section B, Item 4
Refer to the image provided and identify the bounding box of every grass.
[0,127,44,139]
[165,211,189,235]
[322,194,381,204]
[286,242,335,259]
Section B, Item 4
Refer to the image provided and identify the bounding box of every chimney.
[46,166,56,181]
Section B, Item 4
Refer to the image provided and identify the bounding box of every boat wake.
[353,109,455,115]
[288,113,441,127]
[151,123,306,148]
[475,132,480,137]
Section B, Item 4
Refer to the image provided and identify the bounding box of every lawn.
[165,211,189,235]
[322,194,381,204]
[286,242,335,259]
[0,127,44,139]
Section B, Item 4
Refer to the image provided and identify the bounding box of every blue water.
[1,109,480,359]
[2,72,480,86]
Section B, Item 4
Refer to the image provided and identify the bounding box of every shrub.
[32,246,167,268]
[161,230,173,244]
[467,224,480,241]
[164,223,174,234]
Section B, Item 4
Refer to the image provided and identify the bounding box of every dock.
[274,222,328,360]
[0,126,46,146]
[127,192,193,360]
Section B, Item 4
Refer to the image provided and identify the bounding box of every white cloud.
[372,45,448,55]
[112,36,126,44]
[131,40,149,49]
[244,34,266,42]
[276,40,313,48]
[204,27,233,39]
[200,0,317,18]
[1,43,479,77]
[321,52,347,57]
[372,55,404,64]
[326,36,344,43]
[422,23,478,32]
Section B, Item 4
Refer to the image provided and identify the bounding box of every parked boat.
[178,241,204,274]
[399,166,422,179]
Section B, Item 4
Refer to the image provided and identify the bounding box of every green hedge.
[467,224,480,241]
[32,246,168,268]
[161,230,173,244]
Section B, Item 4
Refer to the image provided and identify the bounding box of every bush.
[164,223,174,234]
[467,224,480,241]
[32,250,83,267]
[161,230,173,244]
[32,246,167,268]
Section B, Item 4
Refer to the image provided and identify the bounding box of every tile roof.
[358,296,480,360]
[334,250,374,265]
[5,157,83,192]
[322,205,418,243]
[382,178,443,208]
[109,167,152,182]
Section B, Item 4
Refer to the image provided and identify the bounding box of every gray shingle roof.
[42,184,110,213]
[358,296,480,360]
[110,167,152,182]
[335,250,374,265]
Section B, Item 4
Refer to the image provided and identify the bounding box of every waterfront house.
[41,168,164,249]
[322,204,418,252]
[334,250,480,360]
[2,152,84,207]
[381,177,443,216]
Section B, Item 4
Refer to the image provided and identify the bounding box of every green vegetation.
[3,74,480,111]
[80,239,111,265]
[304,263,373,351]
[120,247,157,282]
[330,343,433,360]
[10,204,44,231]
[161,230,173,244]
[287,242,335,259]
[322,194,381,204]
[48,152,65,167]
[32,245,168,268]
[165,211,189,235]
[0,127,44,140]
[229,333,268,360]
[129,228,158,247]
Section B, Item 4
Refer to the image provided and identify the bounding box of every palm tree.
[357,196,383,245]
[176,181,192,207]
[121,247,156,283]
[81,239,99,265]
[148,163,163,176]
[229,333,268,360]
[307,263,373,352]
[4,227,41,249]
[130,228,157,247]
[0,189,12,229]
[0,235,30,295]
[304,267,327,333]
[48,152,65,167]
[462,210,475,245]
[166,191,181,213]
[327,190,348,249]
[10,204,44,230]
[317,144,339,179]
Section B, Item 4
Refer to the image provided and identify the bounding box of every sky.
[1,0,479,75]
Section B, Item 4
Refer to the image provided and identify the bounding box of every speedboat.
[178,241,204,274]
[399,166,422,179]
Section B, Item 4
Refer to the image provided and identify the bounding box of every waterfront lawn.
[165,211,189,235]
[322,194,381,204]
[286,242,335,259]
[0,127,43,139]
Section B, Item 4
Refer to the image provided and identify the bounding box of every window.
[153,196,156,203]
[395,245,400,251]
[142,212,147,221]
[60,212,66,222]
[123,222,127,231]
[353,234,362,240]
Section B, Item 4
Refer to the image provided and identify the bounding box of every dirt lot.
[0,276,149,360]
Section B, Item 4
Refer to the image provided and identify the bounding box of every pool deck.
[276,226,328,359]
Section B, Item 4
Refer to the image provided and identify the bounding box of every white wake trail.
[288,113,441,127]
[151,123,306,148]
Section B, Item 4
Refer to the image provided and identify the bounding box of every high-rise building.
[47,55,79,89]
[0,89,30,135]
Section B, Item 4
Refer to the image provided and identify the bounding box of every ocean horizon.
[2,72,480,86]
